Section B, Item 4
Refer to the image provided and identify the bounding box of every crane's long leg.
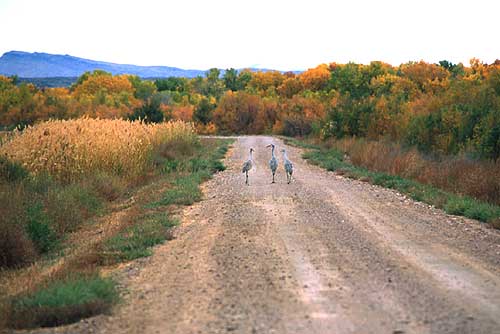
[245,171,249,185]
[272,172,275,184]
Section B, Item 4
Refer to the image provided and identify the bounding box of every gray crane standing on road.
[281,149,293,184]
[242,148,254,185]
[266,144,278,183]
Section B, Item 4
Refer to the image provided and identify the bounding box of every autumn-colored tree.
[399,61,449,94]
[248,71,284,95]
[253,98,279,133]
[71,71,141,119]
[299,64,330,91]
[278,76,303,98]
[213,91,263,134]
[171,105,194,122]
[0,77,38,128]
[2,58,499,161]
[73,71,134,97]
[278,95,325,137]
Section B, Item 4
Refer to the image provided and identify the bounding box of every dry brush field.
[0,118,197,181]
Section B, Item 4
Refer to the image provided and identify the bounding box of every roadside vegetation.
[285,137,500,228]
[0,117,231,329]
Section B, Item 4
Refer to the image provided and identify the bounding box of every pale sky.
[0,0,498,71]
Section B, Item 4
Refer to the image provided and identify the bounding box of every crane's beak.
[266,144,271,148]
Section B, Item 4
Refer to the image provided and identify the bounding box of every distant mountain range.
[0,51,208,78]
[0,51,300,81]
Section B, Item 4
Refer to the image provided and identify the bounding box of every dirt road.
[37,136,500,334]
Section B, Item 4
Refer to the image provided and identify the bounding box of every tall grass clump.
[0,118,198,182]
[329,137,500,205]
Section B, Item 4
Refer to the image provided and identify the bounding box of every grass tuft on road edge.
[8,275,118,329]
[100,213,178,263]
[285,137,500,227]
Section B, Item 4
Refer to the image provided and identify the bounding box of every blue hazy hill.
[0,51,205,78]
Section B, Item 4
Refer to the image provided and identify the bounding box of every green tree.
[205,68,224,98]
[154,77,188,92]
[223,68,239,91]
[474,109,500,160]
[128,76,157,101]
[129,93,165,123]
[194,97,214,124]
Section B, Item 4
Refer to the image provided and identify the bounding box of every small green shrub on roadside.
[443,197,469,216]
[9,276,118,328]
[101,213,177,263]
[189,158,210,172]
[161,159,180,173]
[154,173,205,207]
[211,160,226,172]
[26,202,57,253]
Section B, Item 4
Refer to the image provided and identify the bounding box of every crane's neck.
[271,146,275,157]
[283,151,288,160]
[249,151,253,160]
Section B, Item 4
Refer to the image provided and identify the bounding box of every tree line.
[1,58,499,160]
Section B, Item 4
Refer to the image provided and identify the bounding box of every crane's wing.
[242,160,252,173]
[269,157,278,171]
[285,160,293,173]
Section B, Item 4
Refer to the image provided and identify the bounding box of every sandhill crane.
[242,148,254,185]
[266,144,278,183]
[281,149,293,184]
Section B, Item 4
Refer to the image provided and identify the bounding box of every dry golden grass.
[329,137,500,205]
[0,118,197,182]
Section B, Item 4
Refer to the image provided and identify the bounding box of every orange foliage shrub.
[171,105,194,122]
[248,71,284,94]
[399,61,449,94]
[213,91,264,134]
[278,96,325,136]
[195,122,217,135]
[300,64,331,91]
[278,77,303,98]
[73,74,135,97]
